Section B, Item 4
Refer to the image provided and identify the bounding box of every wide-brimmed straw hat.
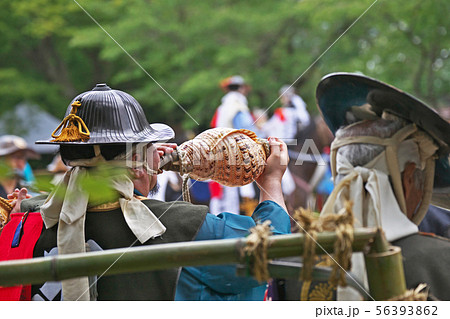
[36,83,174,145]
[0,135,39,159]
[316,72,450,199]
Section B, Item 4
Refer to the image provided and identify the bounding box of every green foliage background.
[0,0,448,134]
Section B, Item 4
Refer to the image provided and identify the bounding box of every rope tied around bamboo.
[388,283,429,301]
[293,200,354,287]
[240,220,272,282]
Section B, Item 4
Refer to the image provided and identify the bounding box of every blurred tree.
[0,0,448,132]
[0,0,111,117]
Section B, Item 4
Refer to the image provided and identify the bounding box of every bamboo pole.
[365,246,407,300]
[364,230,407,300]
[0,228,377,287]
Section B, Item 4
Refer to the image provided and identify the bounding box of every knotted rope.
[241,220,272,282]
[51,101,91,142]
[293,208,319,283]
[294,200,354,287]
[388,283,428,301]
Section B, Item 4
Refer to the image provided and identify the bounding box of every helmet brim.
[35,122,174,145]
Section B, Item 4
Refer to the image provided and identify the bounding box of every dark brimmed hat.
[219,75,246,90]
[36,83,174,145]
[316,72,450,191]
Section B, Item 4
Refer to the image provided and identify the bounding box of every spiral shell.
[176,128,269,186]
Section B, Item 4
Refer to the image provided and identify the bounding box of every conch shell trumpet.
[159,128,270,187]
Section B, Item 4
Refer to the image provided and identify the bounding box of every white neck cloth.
[40,146,166,300]
[323,145,419,242]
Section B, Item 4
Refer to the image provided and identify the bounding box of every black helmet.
[36,83,174,145]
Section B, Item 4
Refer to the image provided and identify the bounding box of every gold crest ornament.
[51,101,90,142]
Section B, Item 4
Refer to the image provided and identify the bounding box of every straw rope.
[293,208,318,282]
[293,201,354,287]
[388,283,429,301]
[241,220,272,282]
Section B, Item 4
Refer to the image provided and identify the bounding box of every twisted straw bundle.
[0,197,13,229]
[293,201,354,287]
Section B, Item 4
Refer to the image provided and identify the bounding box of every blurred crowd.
[1,75,449,235]
[0,72,449,302]
[0,75,333,232]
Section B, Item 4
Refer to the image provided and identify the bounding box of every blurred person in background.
[262,85,311,140]
[210,75,259,216]
[258,85,313,203]
[211,75,256,132]
[147,170,181,202]
[0,135,39,198]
